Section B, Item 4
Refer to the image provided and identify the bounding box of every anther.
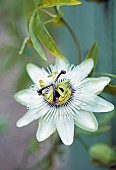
[38,70,66,103]
[55,70,66,83]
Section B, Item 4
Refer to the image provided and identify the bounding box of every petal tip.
[14,92,21,102]
[90,123,98,132]
[16,120,23,128]
[14,90,29,106]
[26,63,38,74]
[26,63,33,72]
[108,103,114,111]
[102,77,111,85]
[87,58,94,66]
[14,93,18,102]
[16,115,31,128]
[36,133,44,142]
[103,102,114,112]
[63,139,73,146]
[106,77,111,83]
[83,58,94,72]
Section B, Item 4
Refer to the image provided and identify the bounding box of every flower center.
[37,70,72,106]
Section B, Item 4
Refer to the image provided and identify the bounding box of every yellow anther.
[48,71,58,77]
[39,80,45,88]
[46,87,53,99]
[57,88,64,97]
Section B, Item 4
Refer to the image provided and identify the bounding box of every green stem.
[95,72,116,79]
[19,37,30,55]
[44,19,54,25]
[54,6,81,64]
[39,8,56,18]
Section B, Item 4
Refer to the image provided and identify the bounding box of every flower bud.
[53,16,63,27]
[89,143,116,168]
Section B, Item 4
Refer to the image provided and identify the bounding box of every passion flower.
[15,58,114,145]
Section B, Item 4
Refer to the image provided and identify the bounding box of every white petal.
[16,108,41,127]
[14,89,39,106]
[56,118,74,146]
[67,59,94,85]
[74,110,98,132]
[36,118,56,142]
[26,63,49,84]
[78,77,110,94]
[74,92,114,112]
[55,58,69,72]
[77,59,94,79]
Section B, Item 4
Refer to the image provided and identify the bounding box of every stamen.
[38,70,67,104]
[37,83,53,95]
[54,70,66,83]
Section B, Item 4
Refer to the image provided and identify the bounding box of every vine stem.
[44,19,55,25]
[61,18,81,64]
[54,6,81,64]
[95,72,116,79]
[19,37,30,55]
[39,8,56,18]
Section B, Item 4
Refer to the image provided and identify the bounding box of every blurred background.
[0,0,116,170]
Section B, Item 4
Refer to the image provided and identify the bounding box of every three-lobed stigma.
[37,70,72,106]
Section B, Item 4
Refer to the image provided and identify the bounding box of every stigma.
[37,70,72,106]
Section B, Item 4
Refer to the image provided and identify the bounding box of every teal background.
[55,0,116,169]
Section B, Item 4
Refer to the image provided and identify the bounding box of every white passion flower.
[15,58,114,146]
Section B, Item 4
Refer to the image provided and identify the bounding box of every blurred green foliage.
[0,117,7,133]
[0,0,52,91]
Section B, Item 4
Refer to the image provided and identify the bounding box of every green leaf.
[86,42,98,76]
[37,0,82,8]
[29,11,47,61]
[0,117,7,133]
[34,10,63,59]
